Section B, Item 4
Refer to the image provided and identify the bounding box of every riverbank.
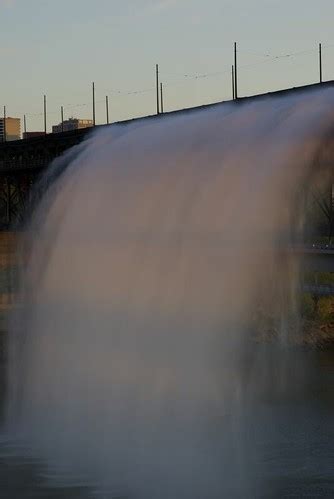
[254,312,334,349]
[1,231,334,349]
[300,320,334,348]
[300,291,334,348]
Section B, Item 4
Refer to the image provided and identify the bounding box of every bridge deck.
[0,79,334,230]
[1,79,334,173]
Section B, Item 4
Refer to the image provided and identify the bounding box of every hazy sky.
[1,0,334,131]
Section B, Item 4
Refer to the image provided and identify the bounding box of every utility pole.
[319,43,323,83]
[24,114,27,137]
[43,95,47,135]
[3,106,6,142]
[6,176,10,226]
[160,82,164,113]
[156,64,160,114]
[61,106,64,132]
[92,82,96,126]
[234,42,238,99]
[106,95,109,124]
[232,65,235,100]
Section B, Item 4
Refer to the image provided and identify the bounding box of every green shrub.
[316,297,334,320]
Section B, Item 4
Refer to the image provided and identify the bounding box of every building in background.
[52,117,93,134]
[0,117,21,142]
[23,131,45,139]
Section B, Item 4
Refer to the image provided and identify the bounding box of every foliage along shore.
[253,292,334,349]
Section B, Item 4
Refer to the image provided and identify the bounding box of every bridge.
[0,79,333,230]
[0,127,90,227]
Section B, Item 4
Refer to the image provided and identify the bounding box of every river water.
[0,351,333,498]
[0,233,332,498]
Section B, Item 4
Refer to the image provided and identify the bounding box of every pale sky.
[1,0,334,132]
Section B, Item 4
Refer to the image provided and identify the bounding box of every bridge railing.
[0,158,51,171]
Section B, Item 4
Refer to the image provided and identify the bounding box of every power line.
[5,42,334,127]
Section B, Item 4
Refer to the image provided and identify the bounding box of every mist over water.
[5,88,334,497]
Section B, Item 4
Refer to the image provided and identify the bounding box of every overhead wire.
[4,43,334,125]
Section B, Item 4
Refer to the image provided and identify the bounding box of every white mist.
[6,88,334,498]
